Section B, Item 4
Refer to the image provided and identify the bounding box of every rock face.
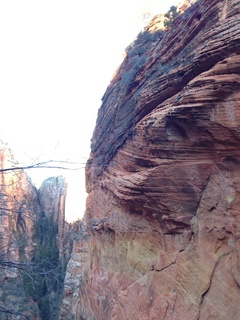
[0,143,41,318]
[61,0,240,319]
[0,143,70,319]
[38,176,68,262]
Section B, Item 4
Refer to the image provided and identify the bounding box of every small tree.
[164,5,180,29]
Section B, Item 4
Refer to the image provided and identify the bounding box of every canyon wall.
[38,176,69,264]
[60,0,240,319]
[0,143,69,319]
[0,143,41,319]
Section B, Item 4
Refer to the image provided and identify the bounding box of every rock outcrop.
[61,0,240,319]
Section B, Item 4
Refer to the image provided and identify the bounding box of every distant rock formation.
[60,0,240,319]
[38,176,68,262]
[0,143,70,319]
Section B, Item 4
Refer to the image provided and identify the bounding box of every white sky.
[0,0,180,221]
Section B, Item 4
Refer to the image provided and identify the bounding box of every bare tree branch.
[0,306,30,320]
[0,159,113,174]
[0,159,87,172]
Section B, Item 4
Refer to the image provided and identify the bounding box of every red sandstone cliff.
[60,0,240,319]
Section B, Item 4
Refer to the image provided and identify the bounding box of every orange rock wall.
[60,0,240,319]
[0,144,39,271]
[0,143,41,318]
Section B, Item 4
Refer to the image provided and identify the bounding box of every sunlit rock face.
[0,143,39,271]
[0,143,40,318]
[0,147,70,319]
[60,0,240,319]
[38,176,68,261]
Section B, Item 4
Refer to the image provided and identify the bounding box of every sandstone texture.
[61,0,240,319]
[0,143,70,319]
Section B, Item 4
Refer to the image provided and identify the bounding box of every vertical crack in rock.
[198,251,233,319]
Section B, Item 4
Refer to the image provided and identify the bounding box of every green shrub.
[39,296,50,319]
[164,6,180,29]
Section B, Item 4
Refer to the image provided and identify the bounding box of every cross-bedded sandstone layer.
[60,0,240,319]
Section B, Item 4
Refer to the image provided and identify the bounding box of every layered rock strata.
[61,0,240,319]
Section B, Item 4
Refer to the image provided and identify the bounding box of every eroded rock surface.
[61,0,240,319]
[0,143,40,318]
